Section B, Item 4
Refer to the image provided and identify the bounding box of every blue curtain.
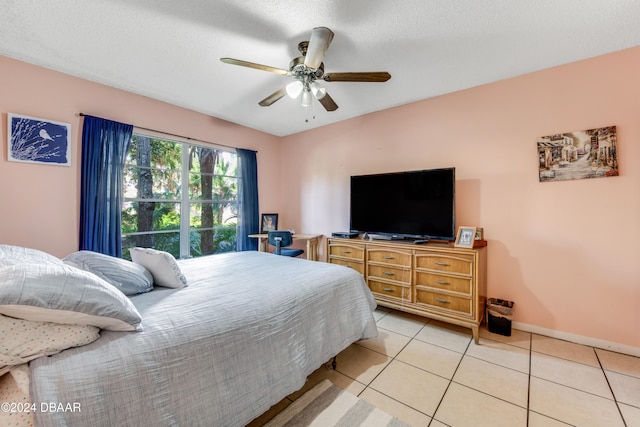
[79,115,133,257]
[236,148,259,251]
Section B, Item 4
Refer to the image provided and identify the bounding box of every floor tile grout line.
[527,410,573,426]
[603,368,640,382]
[530,348,605,369]
[426,329,474,426]
[375,324,472,356]
[594,347,628,427]
[528,375,619,402]
[352,320,437,423]
[447,378,530,411]
[462,352,529,376]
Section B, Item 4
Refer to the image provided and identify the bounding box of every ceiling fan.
[220,27,391,112]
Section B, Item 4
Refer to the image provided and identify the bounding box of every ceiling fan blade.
[318,92,338,111]
[323,72,391,82]
[304,27,334,70]
[258,87,287,107]
[220,58,289,75]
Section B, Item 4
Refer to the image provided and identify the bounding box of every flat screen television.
[350,167,455,241]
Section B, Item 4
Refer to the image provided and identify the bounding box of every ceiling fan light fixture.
[286,81,303,98]
[310,81,326,100]
[301,89,312,107]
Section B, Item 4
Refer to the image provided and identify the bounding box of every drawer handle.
[383,255,395,259]
[383,271,395,276]
[341,250,352,254]
[382,287,394,292]
[435,280,450,285]
[435,298,451,304]
[435,262,451,267]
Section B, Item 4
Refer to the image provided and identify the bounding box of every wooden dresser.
[327,237,487,343]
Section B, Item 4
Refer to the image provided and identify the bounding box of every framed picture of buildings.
[537,125,617,182]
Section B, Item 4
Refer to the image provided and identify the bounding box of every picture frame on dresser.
[474,227,484,240]
[454,226,476,248]
[260,213,278,234]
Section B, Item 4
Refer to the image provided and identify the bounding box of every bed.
[0,245,378,427]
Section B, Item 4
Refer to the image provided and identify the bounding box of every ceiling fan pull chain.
[304,101,316,123]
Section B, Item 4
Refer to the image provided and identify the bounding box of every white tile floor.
[250,307,640,426]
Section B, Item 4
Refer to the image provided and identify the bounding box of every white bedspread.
[30,251,377,427]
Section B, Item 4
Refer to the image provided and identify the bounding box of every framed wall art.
[8,113,71,166]
[537,125,617,182]
[454,226,476,248]
[260,213,278,234]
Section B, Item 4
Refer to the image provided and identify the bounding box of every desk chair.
[268,231,304,258]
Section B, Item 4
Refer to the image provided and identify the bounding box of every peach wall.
[281,47,640,351]
[0,56,281,258]
[1,47,638,352]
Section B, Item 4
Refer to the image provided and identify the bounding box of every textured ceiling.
[1,0,639,136]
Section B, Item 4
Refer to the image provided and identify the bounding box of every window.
[121,134,238,259]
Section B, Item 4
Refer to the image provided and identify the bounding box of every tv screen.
[350,168,455,241]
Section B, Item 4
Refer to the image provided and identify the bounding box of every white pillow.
[0,314,100,376]
[0,244,63,266]
[0,263,143,331]
[129,247,188,288]
[64,250,154,296]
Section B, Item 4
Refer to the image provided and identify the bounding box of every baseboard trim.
[512,321,640,358]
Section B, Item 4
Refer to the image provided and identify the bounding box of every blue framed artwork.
[8,113,71,166]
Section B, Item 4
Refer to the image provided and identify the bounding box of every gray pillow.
[64,250,153,296]
[0,262,143,331]
[0,244,63,266]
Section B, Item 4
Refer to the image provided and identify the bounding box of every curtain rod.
[78,113,254,152]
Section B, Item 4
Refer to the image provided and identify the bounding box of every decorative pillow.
[129,247,188,288]
[0,314,100,376]
[0,263,143,331]
[0,244,63,266]
[64,250,154,296]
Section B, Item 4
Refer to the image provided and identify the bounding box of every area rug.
[264,379,411,427]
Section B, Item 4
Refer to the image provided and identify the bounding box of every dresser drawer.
[415,290,472,316]
[414,253,474,275]
[329,258,365,275]
[415,272,472,294]
[368,279,410,302]
[329,243,365,261]
[368,264,411,284]
[367,249,412,267]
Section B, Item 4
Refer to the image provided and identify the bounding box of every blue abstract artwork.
[8,113,71,166]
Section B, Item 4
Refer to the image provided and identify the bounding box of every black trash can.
[487,298,514,336]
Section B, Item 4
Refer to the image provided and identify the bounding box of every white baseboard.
[512,321,640,358]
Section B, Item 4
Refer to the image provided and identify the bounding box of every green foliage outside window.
[121,135,238,259]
